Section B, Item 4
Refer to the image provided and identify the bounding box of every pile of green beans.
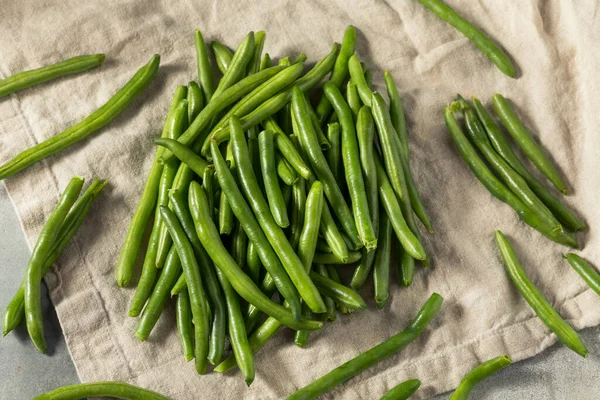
[116,26,435,386]
[2,177,107,351]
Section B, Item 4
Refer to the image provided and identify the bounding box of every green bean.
[351,106,379,289]
[25,177,84,353]
[134,247,182,340]
[455,98,562,231]
[176,288,195,362]
[563,254,600,297]
[195,29,215,100]
[215,263,255,385]
[346,82,361,121]
[0,54,105,98]
[289,177,307,250]
[189,181,322,331]
[373,210,392,308]
[153,138,208,178]
[293,53,308,64]
[450,355,511,400]
[246,241,262,285]
[313,251,361,265]
[231,222,248,269]
[472,97,584,231]
[444,108,578,248]
[348,54,372,107]
[309,271,366,310]
[278,56,291,67]
[0,55,159,180]
[320,201,349,264]
[219,192,234,235]
[325,265,350,314]
[309,104,331,150]
[385,72,433,233]
[259,130,290,227]
[247,31,265,76]
[263,117,313,180]
[228,118,326,313]
[492,94,567,193]
[3,179,106,337]
[380,379,421,400]
[212,32,255,99]
[375,155,426,260]
[326,122,344,186]
[187,81,204,122]
[315,25,356,124]
[294,304,313,347]
[364,68,373,89]
[160,206,211,374]
[277,155,298,185]
[298,181,324,271]
[287,293,443,400]
[170,187,226,365]
[209,139,302,318]
[316,239,332,253]
[32,381,169,400]
[202,165,216,218]
[315,264,337,321]
[259,53,272,72]
[211,41,234,74]
[495,230,587,356]
[292,87,361,250]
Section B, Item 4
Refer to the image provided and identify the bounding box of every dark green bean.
[320,201,349,264]
[472,97,584,231]
[195,29,215,100]
[212,32,255,99]
[176,288,195,362]
[187,81,204,122]
[399,247,415,288]
[0,54,105,98]
[563,254,600,297]
[277,155,299,186]
[259,130,290,228]
[316,264,337,321]
[153,138,208,177]
[450,355,511,400]
[325,265,350,314]
[380,379,421,400]
[309,104,331,150]
[313,251,362,265]
[25,177,84,353]
[202,165,216,219]
[298,181,324,271]
[444,108,578,248]
[310,271,366,311]
[373,210,392,308]
[219,192,234,235]
[0,55,159,180]
[348,54,372,107]
[326,122,344,186]
[416,0,516,77]
[231,222,248,269]
[246,241,262,285]
[211,41,234,75]
[287,293,443,400]
[188,181,322,331]
[364,68,372,89]
[289,176,307,251]
[492,94,566,193]
[495,230,587,357]
[32,381,169,400]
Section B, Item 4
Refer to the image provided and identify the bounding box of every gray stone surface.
[0,182,599,399]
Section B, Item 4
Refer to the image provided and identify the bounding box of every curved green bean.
[212,32,255,99]
[416,0,516,77]
[211,41,233,74]
[153,138,208,177]
[259,130,290,228]
[298,181,324,271]
[0,54,105,98]
[380,379,421,400]
[450,355,511,400]
[564,253,600,297]
[320,201,349,264]
[32,381,169,400]
[313,251,362,265]
[195,29,215,100]
[0,55,159,180]
[309,271,366,310]
[277,155,298,185]
[176,288,195,362]
[373,210,392,309]
[348,54,372,107]
[495,231,587,357]
[287,293,443,400]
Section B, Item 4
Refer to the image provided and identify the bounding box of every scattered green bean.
[564,253,600,297]
[195,29,215,100]
[380,379,421,400]
[187,81,203,122]
[32,381,169,400]
[450,355,511,400]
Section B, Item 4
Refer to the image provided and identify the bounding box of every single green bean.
[294,304,313,347]
[25,177,84,353]
[289,176,307,250]
[399,247,415,288]
[310,271,366,310]
[195,29,215,100]
[492,94,566,193]
[176,288,195,362]
[277,155,298,185]
[373,210,392,308]
[259,53,272,72]
[212,32,255,99]
[309,104,331,150]
[316,264,337,321]
[263,117,313,180]
[364,68,373,89]
[495,230,587,357]
[202,165,216,218]
[287,293,443,400]
[472,97,584,231]
[32,381,169,400]
[260,130,290,228]
[313,251,362,265]
[211,41,233,75]
[231,222,248,269]
[563,254,600,297]
[188,181,322,331]
[326,122,344,186]
[247,31,265,76]
[380,379,421,400]
[187,81,204,122]
[153,139,209,178]
[325,265,350,314]
[346,82,361,121]
[219,192,234,235]
[228,117,326,313]
[348,54,372,107]
[298,181,324,271]
[0,55,159,180]
[278,56,291,67]
[320,201,349,264]
[0,54,105,98]
[450,355,511,400]
[246,241,262,285]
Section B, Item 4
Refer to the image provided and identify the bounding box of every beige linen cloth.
[1,0,600,398]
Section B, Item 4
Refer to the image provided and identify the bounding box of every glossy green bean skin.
[263,117,313,180]
[346,82,361,121]
[385,71,433,233]
[160,206,211,374]
[246,241,262,285]
[449,355,511,400]
[472,97,584,231]
[3,179,106,336]
[292,86,361,249]
[492,94,566,193]
[324,83,377,250]
[294,304,314,347]
[0,55,159,180]
[260,53,272,71]
[298,181,324,272]
[228,118,326,313]
[309,271,366,311]
[277,156,298,185]
[380,379,421,400]
[24,177,84,352]
[231,222,248,269]
[326,122,344,186]
[189,181,322,331]
[373,210,392,309]
[219,190,234,235]
[325,265,350,314]
[287,293,443,400]
[247,31,265,76]
[495,231,587,357]
[348,54,372,107]
[416,0,516,77]
[260,130,290,227]
[564,254,600,297]
[351,106,379,289]
[195,29,215,100]
[153,138,209,177]
[0,54,105,98]
[210,136,303,319]
[202,165,216,218]
[444,108,578,248]
[187,81,203,122]
[309,105,331,150]
[213,32,255,98]
[289,176,307,251]
[211,41,234,74]
[320,201,349,264]
[32,381,169,400]
[315,25,356,124]
[313,251,362,265]
[176,288,195,362]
